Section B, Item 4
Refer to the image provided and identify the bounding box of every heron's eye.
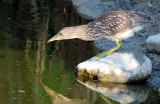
[59,33,63,36]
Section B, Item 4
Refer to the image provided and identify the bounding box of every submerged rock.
[76,49,152,83]
[146,33,160,53]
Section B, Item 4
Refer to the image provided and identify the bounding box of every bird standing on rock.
[48,10,153,60]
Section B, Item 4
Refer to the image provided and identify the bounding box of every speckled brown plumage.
[84,10,152,41]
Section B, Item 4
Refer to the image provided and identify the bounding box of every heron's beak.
[47,34,62,43]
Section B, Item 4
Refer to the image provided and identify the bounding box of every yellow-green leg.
[93,41,123,60]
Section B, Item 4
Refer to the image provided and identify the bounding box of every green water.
[0,1,160,104]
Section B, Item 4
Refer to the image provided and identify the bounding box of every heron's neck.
[72,25,90,39]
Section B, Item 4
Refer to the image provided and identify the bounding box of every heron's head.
[48,25,83,43]
[47,27,74,43]
[47,25,88,43]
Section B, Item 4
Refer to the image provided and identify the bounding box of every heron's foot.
[90,51,112,61]
[97,51,113,60]
[98,52,112,58]
[89,51,105,61]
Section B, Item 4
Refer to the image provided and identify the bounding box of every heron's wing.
[88,11,133,36]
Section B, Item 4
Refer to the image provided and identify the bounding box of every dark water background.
[0,0,160,104]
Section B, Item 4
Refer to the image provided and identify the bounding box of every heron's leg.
[98,41,123,58]
[92,41,123,60]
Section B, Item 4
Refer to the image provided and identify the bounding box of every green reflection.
[42,51,76,95]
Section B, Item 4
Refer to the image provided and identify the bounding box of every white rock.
[76,49,152,83]
[146,33,160,53]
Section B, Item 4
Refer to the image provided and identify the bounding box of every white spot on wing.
[118,15,122,17]
[108,30,111,34]
[123,17,126,19]
[120,24,123,26]
[131,18,135,25]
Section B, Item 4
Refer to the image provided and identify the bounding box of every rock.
[146,33,160,53]
[116,0,132,10]
[72,0,117,19]
[71,0,87,8]
[76,49,152,83]
[147,54,160,70]
[72,0,102,8]
[77,3,107,19]
[147,69,160,90]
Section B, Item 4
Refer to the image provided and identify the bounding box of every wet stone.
[146,33,160,53]
[76,49,152,83]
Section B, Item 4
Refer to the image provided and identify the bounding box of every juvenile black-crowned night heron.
[48,10,153,59]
